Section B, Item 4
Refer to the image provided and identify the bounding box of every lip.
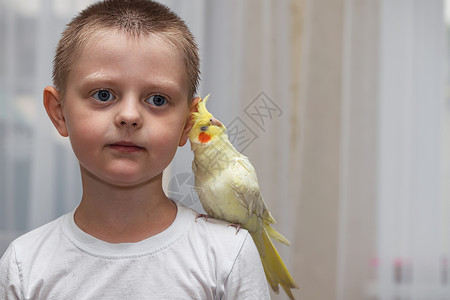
[108,141,145,152]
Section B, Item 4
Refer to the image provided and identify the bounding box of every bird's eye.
[93,90,115,102]
[146,95,168,107]
[200,126,208,132]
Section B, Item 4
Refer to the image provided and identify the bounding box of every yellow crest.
[189,94,226,144]
[192,94,212,124]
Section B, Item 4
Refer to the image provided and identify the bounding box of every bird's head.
[188,94,226,145]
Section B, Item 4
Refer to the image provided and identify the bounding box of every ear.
[178,97,200,146]
[43,86,68,137]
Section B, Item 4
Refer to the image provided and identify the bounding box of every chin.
[81,164,163,189]
[106,171,163,187]
[101,177,158,190]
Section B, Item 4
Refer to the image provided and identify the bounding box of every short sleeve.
[0,244,22,300]
[222,233,270,300]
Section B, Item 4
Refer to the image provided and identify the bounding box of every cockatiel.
[188,95,298,299]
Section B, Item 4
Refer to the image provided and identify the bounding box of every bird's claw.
[195,214,209,222]
[227,223,242,235]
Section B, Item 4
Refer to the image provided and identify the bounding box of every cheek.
[69,119,104,142]
[65,112,108,155]
[150,116,186,153]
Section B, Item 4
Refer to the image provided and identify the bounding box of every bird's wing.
[230,157,266,218]
[231,156,278,225]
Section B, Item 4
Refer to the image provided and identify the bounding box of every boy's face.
[47,30,194,187]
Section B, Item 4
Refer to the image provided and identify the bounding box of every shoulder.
[178,203,250,247]
[176,204,270,299]
[9,215,65,250]
[9,216,62,246]
[3,214,68,268]
[176,203,252,269]
[176,203,269,296]
[0,215,68,298]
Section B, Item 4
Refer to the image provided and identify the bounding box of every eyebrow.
[78,71,117,88]
[82,71,110,82]
[80,71,182,95]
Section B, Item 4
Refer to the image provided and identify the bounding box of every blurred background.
[0,0,449,299]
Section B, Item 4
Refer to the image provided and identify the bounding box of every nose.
[115,97,143,129]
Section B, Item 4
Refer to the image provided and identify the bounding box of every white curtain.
[1,0,449,300]
[296,0,447,299]
[375,0,447,299]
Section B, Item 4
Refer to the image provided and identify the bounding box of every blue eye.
[93,90,115,102]
[146,95,167,107]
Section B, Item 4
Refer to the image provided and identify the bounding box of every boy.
[0,0,270,298]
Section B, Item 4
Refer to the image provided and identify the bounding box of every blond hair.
[53,0,200,100]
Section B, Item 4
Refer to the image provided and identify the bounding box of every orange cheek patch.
[198,132,211,143]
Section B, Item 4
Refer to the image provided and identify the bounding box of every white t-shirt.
[0,202,270,299]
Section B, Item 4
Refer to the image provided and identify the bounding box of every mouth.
[210,118,223,127]
[108,141,145,153]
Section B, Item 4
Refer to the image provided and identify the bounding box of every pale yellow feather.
[189,95,298,299]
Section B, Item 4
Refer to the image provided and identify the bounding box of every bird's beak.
[210,117,223,127]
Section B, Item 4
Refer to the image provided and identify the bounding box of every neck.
[74,166,176,243]
[191,135,239,164]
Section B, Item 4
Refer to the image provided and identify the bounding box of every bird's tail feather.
[264,221,291,246]
[252,226,298,300]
